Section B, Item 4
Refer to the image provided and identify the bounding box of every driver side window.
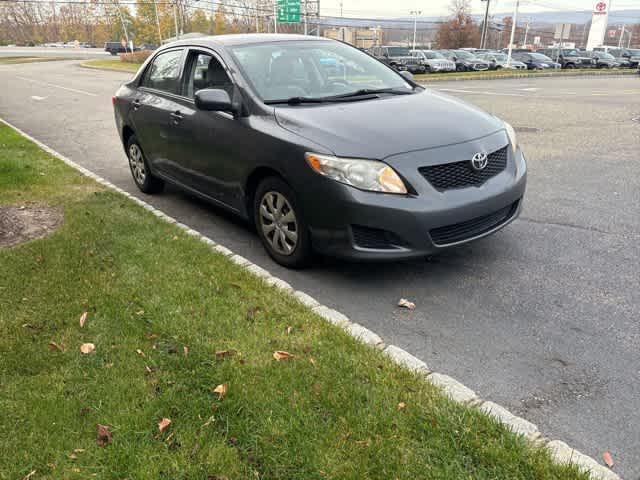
[184,51,233,99]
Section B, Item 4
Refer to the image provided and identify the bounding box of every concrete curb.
[0,117,621,480]
[78,62,139,74]
[417,70,637,83]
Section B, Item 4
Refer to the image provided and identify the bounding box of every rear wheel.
[126,135,164,194]
[254,177,312,268]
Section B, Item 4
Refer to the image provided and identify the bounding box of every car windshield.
[453,50,474,59]
[492,53,508,61]
[627,49,640,56]
[531,53,552,61]
[229,41,413,103]
[387,47,410,56]
[423,51,444,59]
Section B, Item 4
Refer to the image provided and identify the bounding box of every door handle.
[170,110,183,124]
[132,98,141,110]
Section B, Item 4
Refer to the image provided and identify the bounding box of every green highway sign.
[277,0,301,23]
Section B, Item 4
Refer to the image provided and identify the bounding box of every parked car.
[104,41,140,55]
[441,49,490,71]
[581,50,617,68]
[409,50,456,73]
[369,46,426,74]
[594,47,640,68]
[113,35,526,267]
[476,52,527,70]
[538,48,593,68]
[512,52,561,70]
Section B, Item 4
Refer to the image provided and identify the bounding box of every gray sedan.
[113,34,526,268]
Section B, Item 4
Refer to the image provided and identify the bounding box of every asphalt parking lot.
[1,60,638,478]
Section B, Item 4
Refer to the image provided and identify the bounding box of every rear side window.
[141,49,184,94]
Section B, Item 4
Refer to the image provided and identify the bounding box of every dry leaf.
[246,307,261,321]
[309,357,317,367]
[73,449,85,454]
[273,351,294,361]
[22,470,36,480]
[79,311,88,328]
[136,349,145,357]
[96,424,113,447]
[183,345,189,357]
[136,310,145,316]
[603,451,614,468]
[68,453,78,460]
[48,341,65,352]
[80,343,95,355]
[397,298,416,310]
[215,350,237,360]
[286,326,293,335]
[213,384,228,399]
[158,417,172,433]
[397,402,407,411]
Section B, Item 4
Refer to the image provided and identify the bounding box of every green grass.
[81,58,141,72]
[414,67,637,82]
[0,124,591,480]
[0,56,64,65]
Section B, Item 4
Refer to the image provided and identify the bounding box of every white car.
[410,50,457,73]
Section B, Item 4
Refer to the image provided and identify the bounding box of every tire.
[126,135,164,194]
[565,63,576,69]
[253,176,312,269]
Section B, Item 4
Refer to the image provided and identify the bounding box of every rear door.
[130,48,187,182]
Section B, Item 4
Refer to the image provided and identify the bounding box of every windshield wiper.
[264,96,327,105]
[327,88,415,99]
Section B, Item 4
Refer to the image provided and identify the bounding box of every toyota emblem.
[596,2,606,12]
[471,152,489,171]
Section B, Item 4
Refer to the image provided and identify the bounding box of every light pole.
[618,24,625,48]
[506,0,519,67]
[480,0,491,49]
[173,0,180,40]
[410,10,421,51]
[152,0,162,44]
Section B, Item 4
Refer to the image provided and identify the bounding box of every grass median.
[81,58,141,72]
[0,56,64,65]
[0,123,590,479]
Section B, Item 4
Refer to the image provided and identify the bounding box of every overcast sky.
[318,0,639,18]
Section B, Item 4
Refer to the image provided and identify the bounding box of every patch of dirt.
[0,205,63,248]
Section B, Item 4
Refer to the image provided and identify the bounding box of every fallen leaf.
[286,326,293,335]
[79,311,88,328]
[136,349,145,357]
[603,451,614,468]
[397,298,416,310]
[158,417,172,433]
[397,402,407,411]
[68,453,78,460]
[273,351,294,361]
[183,345,189,357]
[96,424,113,447]
[136,310,145,316]
[246,307,261,321]
[213,383,228,399]
[309,357,317,367]
[22,470,36,480]
[48,341,65,352]
[215,349,237,361]
[80,343,95,355]
[355,439,371,447]
[73,449,85,454]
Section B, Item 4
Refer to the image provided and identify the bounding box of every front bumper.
[304,136,527,261]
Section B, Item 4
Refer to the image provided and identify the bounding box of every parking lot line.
[16,76,98,97]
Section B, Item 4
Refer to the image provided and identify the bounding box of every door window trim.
[138,47,187,98]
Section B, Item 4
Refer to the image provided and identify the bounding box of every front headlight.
[504,122,518,155]
[305,153,408,194]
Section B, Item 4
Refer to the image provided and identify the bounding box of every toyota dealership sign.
[586,1,609,50]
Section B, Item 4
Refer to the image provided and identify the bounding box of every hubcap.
[128,144,146,185]
[259,191,298,256]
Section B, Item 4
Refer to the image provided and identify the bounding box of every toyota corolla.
[113,34,527,268]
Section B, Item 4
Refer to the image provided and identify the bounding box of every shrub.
[119,50,152,64]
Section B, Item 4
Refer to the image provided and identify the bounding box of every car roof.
[161,33,330,49]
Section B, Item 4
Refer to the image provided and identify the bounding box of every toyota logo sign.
[471,152,489,171]
[595,1,606,12]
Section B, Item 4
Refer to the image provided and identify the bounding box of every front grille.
[429,201,519,246]
[351,225,406,250]
[419,146,508,191]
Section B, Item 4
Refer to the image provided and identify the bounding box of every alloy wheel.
[128,143,146,185]
[259,191,298,256]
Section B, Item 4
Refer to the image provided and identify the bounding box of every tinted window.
[141,49,183,94]
[184,52,233,98]
[387,47,410,56]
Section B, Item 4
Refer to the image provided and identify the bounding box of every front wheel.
[254,177,312,268]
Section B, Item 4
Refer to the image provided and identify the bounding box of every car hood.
[273,89,503,159]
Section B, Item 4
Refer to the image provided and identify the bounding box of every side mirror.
[399,70,414,81]
[194,88,234,113]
